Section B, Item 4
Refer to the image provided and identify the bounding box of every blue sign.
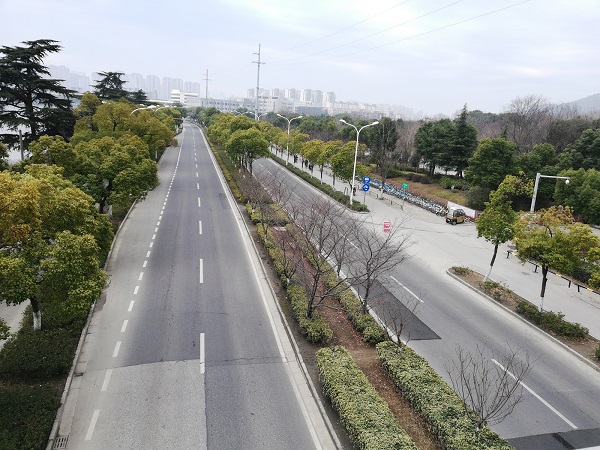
[362,176,371,184]
[362,184,370,192]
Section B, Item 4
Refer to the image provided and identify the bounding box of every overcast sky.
[1,0,599,117]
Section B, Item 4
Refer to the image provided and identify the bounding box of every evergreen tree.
[93,71,130,101]
[453,105,478,178]
[0,39,76,150]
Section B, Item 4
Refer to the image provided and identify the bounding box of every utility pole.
[202,69,210,101]
[252,44,265,121]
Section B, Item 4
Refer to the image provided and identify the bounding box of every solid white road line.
[121,320,128,332]
[491,358,578,429]
[101,369,112,392]
[199,259,203,284]
[390,275,424,303]
[128,301,134,312]
[112,341,121,358]
[85,410,100,441]
[200,332,205,374]
[199,220,203,235]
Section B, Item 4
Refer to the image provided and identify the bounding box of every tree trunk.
[483,242,499,282]
[539,265,549,311]
[30,298,42,330]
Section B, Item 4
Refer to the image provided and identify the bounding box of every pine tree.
[0,39,76,151]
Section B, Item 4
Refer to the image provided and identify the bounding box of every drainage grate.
[53,436,68,449]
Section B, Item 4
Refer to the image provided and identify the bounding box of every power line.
[270,0,533,66]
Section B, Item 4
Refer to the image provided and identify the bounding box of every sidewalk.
[270,148,600,339]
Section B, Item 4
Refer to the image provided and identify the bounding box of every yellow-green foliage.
[316,346,418,450]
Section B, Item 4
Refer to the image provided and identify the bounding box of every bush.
[0,327,78,380]
[386,167,403,179]
[464,185,490,210]
[588,272,600,290]
[451,266,472,276]
[337,290,387,345]
[316,346,418,450]
[287,284,333,344]
[420,175,431,184]
[596,344,600,360]
[516,301,589,339]
[0,384,61,450]
[377,341,512,450]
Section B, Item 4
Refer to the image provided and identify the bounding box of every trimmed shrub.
[420,175,432,184]
[0,327,78,380]
[316,346,418,450]
[516,301,589,339]
[451,266,472,276]
[337,290,387,345]
[0,384,61,450]
[287,284,333,344]
[377,341,512,450]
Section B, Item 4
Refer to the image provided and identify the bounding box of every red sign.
[383,221,391,233]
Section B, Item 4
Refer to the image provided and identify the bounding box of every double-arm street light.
[276,113,303,164]
[130,105,158,115]
[339,119,379,206]
[530,172,570,212]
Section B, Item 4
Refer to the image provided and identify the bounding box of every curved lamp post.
[339,119,379,206]
[276,113,303,164]
[530,172,570,212]
[130,105,157,115]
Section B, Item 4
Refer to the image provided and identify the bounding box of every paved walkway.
[272,148,600,339]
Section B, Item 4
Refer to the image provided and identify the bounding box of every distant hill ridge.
[564,93,600,114]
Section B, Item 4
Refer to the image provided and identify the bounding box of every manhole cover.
[53,436,68,449]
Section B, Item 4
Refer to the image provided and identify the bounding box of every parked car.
[446,208,465,225]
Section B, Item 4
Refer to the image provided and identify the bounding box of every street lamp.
[130,105,157,115]
[256,112,269,121]
[276,113,303,164]
[530,172,570,212]
[339,119,379,206]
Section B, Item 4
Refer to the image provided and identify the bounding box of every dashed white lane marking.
[196,172,199,177]
[197,183,200,190]
[143,260,147,268]
[128,301,134,312]
[390,276,424,303]
[138,272,144,281]
[159,215,162,220]
[121,320,128,332]
[85,410,100,441]
[200,332,205,374]
[199,220,202,235]
[198,197,201,207]
[491,359,578,429]
[195,164,198,169]
[199,259,204,284]
[149,242,153,248]
[112,341,121,357]
[134,286,139,295]
[101,369,112,391]
[154,227,158,232]
[146,251,151,258]
[152,234,156,240]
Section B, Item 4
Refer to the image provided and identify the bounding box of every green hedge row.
[516,301,589,339]
[270,154,368,212]
[336,287,387,345]
[0,384,61,450]
[316,346,418,450]
[258,222,333,344]
[377,341,512,450]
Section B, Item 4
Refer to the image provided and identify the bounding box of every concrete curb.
[447,269,600,374]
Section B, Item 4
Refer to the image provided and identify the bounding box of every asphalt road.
[254,155,600,449]
[57,124,332,449]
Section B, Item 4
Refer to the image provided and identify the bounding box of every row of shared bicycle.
[366,178,448,216]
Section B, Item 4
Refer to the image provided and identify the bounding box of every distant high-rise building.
[247,88,255,98]
[145,75,161,100]
[300,89,312,103]
[284,88,299,101]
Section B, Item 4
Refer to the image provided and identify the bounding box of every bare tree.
[290,194,355,318]
[446,343,532,430]
[346,217,412,314]
[377,292,421,347]
[503,95,552,153]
